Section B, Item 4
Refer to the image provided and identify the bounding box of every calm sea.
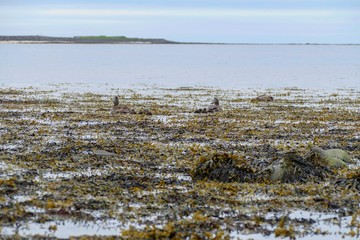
[1,44,359,90]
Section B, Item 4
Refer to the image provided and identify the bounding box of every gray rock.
[251,94,274,102]
[93,150,117,157]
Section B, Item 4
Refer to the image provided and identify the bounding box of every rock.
[251,94,274,102]
[194,97,222,113]
[307,146,352,168]
[93,150,117,157]
[191,152,254,182]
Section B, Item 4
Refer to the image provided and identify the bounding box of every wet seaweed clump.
[191,152,254,182]
[336,169,360,192]
[262,151,332,183]
[122,211,229,240]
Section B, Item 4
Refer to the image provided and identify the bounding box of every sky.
[0,0,359,43]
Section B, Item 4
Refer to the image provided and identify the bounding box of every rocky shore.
[0,85,359,239]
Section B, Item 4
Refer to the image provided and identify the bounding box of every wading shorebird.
[194,97,222,113]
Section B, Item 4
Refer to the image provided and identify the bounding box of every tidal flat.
[0,85,359,239]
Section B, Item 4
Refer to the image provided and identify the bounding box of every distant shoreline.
[0,41,170,44]
[0,35,175,44]
[0,35,359,45]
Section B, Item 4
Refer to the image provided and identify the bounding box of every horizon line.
[0,34,359,45]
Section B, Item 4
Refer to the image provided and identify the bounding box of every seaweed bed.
[0,85,359,239]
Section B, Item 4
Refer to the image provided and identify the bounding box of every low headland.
[1,35,358,45]
[0,35,176,44]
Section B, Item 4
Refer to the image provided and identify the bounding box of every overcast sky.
[1,0,359,43]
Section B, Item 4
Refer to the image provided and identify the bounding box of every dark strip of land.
[0,35,359,45]
[0,35,175,44]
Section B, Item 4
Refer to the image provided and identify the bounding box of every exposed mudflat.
[0,85,359,239]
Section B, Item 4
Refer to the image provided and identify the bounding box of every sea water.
[1,44,359,91]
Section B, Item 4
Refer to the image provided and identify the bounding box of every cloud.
[1,3,358,43]
[39,8,351,18]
